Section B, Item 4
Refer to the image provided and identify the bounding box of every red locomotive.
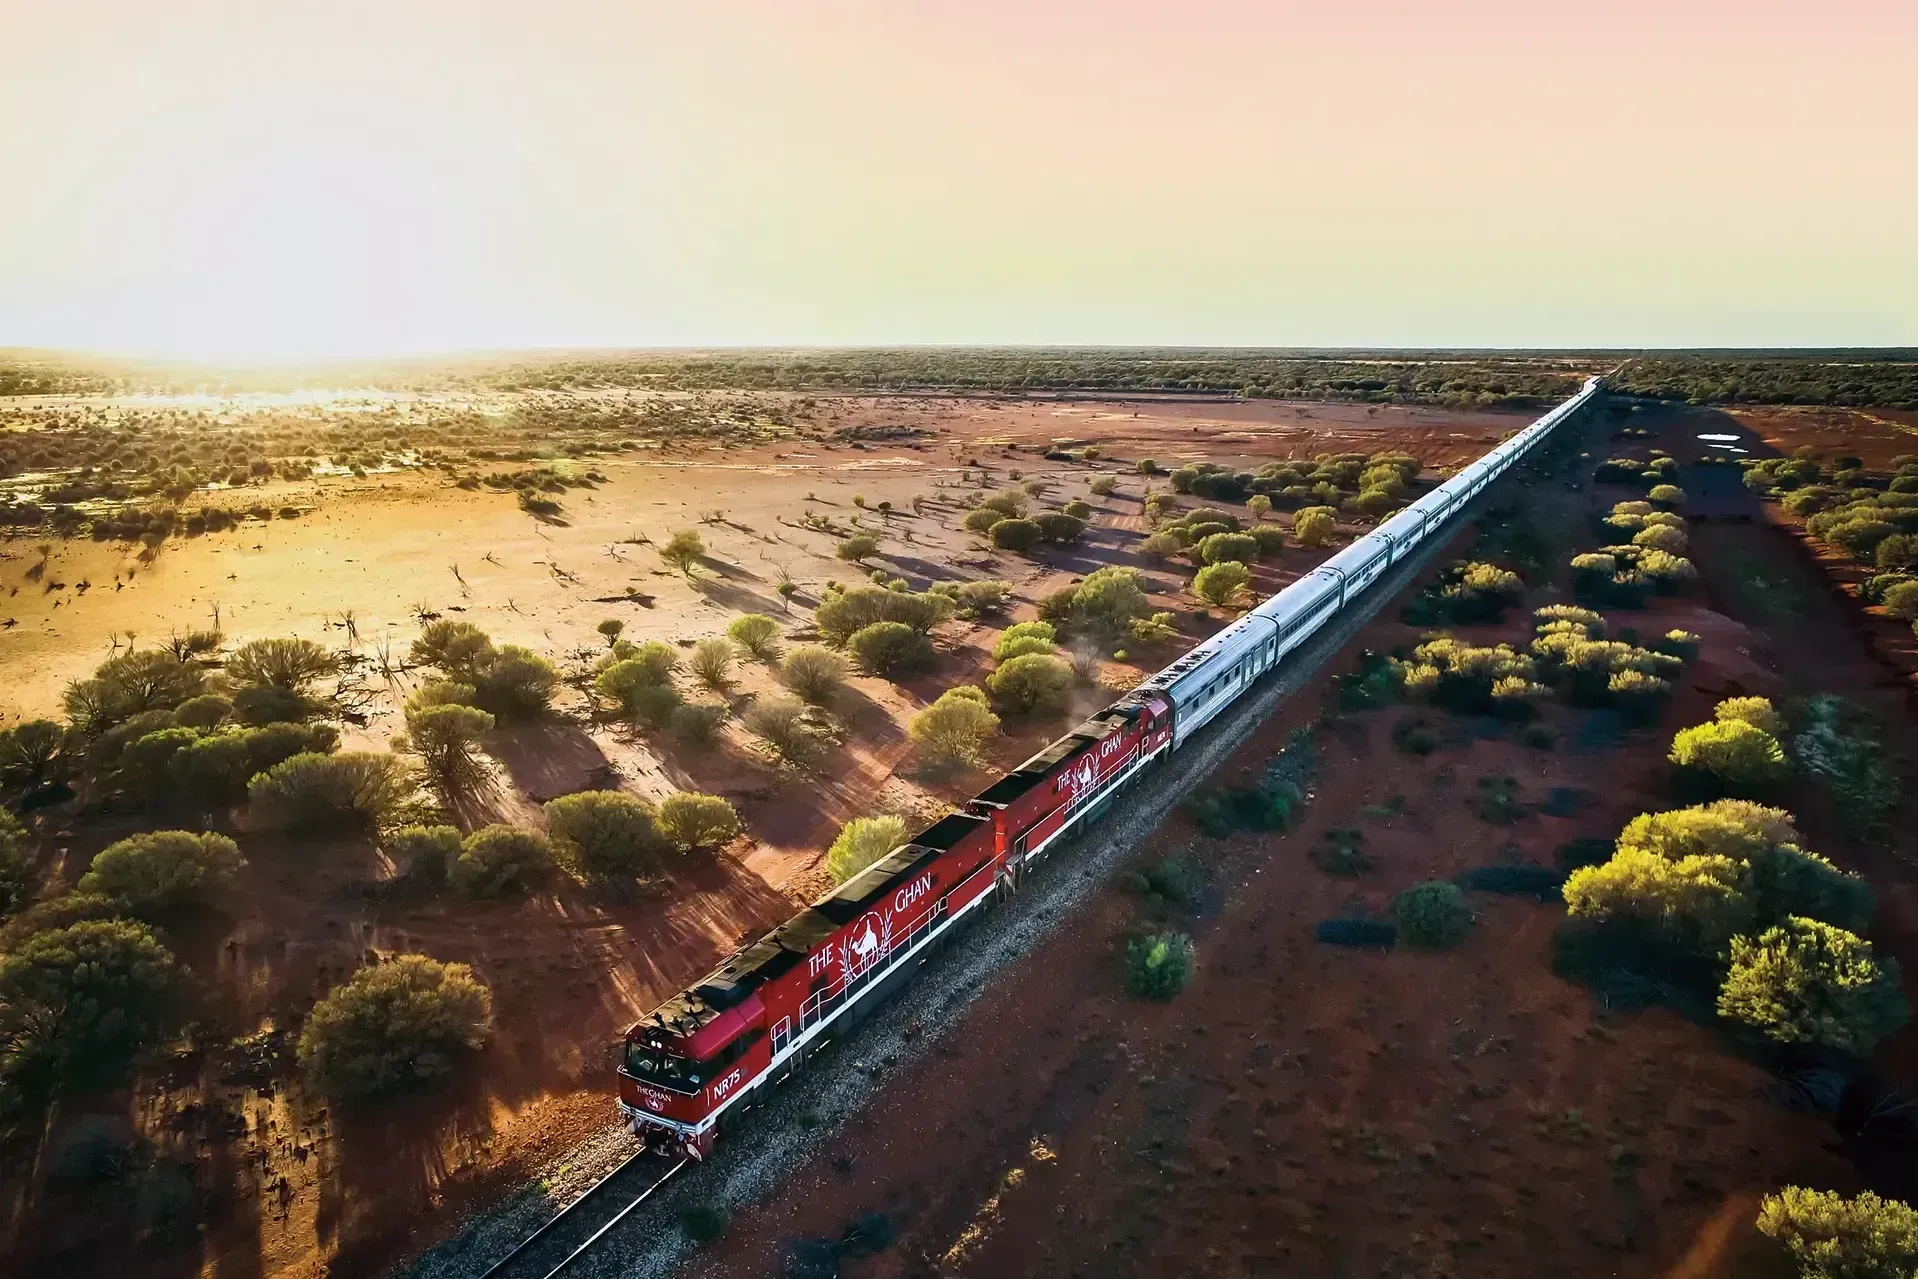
[617,694,1172,1157]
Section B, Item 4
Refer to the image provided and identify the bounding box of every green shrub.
[1719,917,1909,1056]
[543,790,665,877]
[669,702,728,746]
[400,701,494,789]
[410,620,495,680]
[908,686,1000,767]
[1197,532,1260,565]
[450,825,554,896]
[1033,512,1086,544]
[1046,567,1152,646]
[1756,1187,1918,1279]
[248,752,416,831]
[1188,781,1298,836]
[961,507,1002,533]
[836,533,880,563]
[77,831,244,914]
[1882,580,1918,620]
[1648,484,1685,507]
[1125,931,1194,1000]
[172,695,233,729]
[1294,506,1337,547]
[726,614,782,661]
[949,579,1012,619]
[0,920,176,1092]
[847,622,933,678]
[1062,499,1093,521]
[51,1115,137,1186]
[1392,882,1473,948]
[658,529,706,577]
[1193,561,1251,608]
[1089,476,1118,497]
[989,518,1042,552]
[387,825,461,885]
[297,954,493,1100]
[780,646,850,704]
[987,653,1074,714]
[813,585,953,646]
[1670,719,1789,793]
[658,793,742,852]
[827,815,908,883]
[231,684,308,726]
[1311,828,1371,876]
[226,637,338,693]
[473,646,557,717]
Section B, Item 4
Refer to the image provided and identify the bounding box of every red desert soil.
[679,423,1918,1279]
[0,394,1533,1279]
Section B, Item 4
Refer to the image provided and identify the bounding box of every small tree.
[1756,1187,1918,1279]
[659,529,707,578]
[1294,506,1337,548]
[77,831,244,914]
[848,622,933,678]
[745,695,832,765]
[449,825,555,896]
[988,653,1074,714]
[409,620,494,680]
[1392,882,1473,948]
[0,920,176,1092]
[248,752,417,832]
[544,791,666,877]
[726,614,782,661]
[1670,719,1789,793]
[1125,931,1194,1000]
[908,686,1000,767]
[399,701,495,792]
[826,815,908,883]
[658,793,743,852]
[0,719,68,790]
[226,638,338,694]
[1718,916,1909,1056]
[473,646,558,717]
[297,955,493,1101]
[1193,561,1252,609]
[689,638,738,693]
[780,646,849,705]
[1246,493,1272,520]
[989,518,1043,552]
[837,533,880,564]
[596,619,626,648]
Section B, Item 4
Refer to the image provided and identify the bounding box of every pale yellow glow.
[2,0,1914,360]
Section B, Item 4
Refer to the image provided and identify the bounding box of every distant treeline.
[1609,354,1918,410]
[4,348,1917,409]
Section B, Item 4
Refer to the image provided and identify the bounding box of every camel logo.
[1073,755,1096,795]
[839,911,895,976]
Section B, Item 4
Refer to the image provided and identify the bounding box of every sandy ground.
[1,394,1533,1279]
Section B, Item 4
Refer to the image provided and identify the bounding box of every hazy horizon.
[4,0,1915,362]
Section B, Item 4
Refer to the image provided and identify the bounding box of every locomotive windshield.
[622,1040,704,1093]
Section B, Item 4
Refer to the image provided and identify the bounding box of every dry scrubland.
[0,380,1528,1277]
[674,400,1918,1279]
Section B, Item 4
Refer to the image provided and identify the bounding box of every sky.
[1,0,1914,361]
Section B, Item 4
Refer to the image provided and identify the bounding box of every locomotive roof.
[643,810,993,1032]
[974,712,1120,806]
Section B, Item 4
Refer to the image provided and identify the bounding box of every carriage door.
[772,1017,791,1057]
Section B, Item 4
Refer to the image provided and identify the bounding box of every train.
[616,375,1605,1159]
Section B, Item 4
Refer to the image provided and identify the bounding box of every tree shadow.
[486,719,617,803]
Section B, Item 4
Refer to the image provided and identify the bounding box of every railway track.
[475,1151,688,1279]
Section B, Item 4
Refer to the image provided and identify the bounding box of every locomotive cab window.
[623,1041,703,1093]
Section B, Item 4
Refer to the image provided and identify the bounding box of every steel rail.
[474,1148,677,1279]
